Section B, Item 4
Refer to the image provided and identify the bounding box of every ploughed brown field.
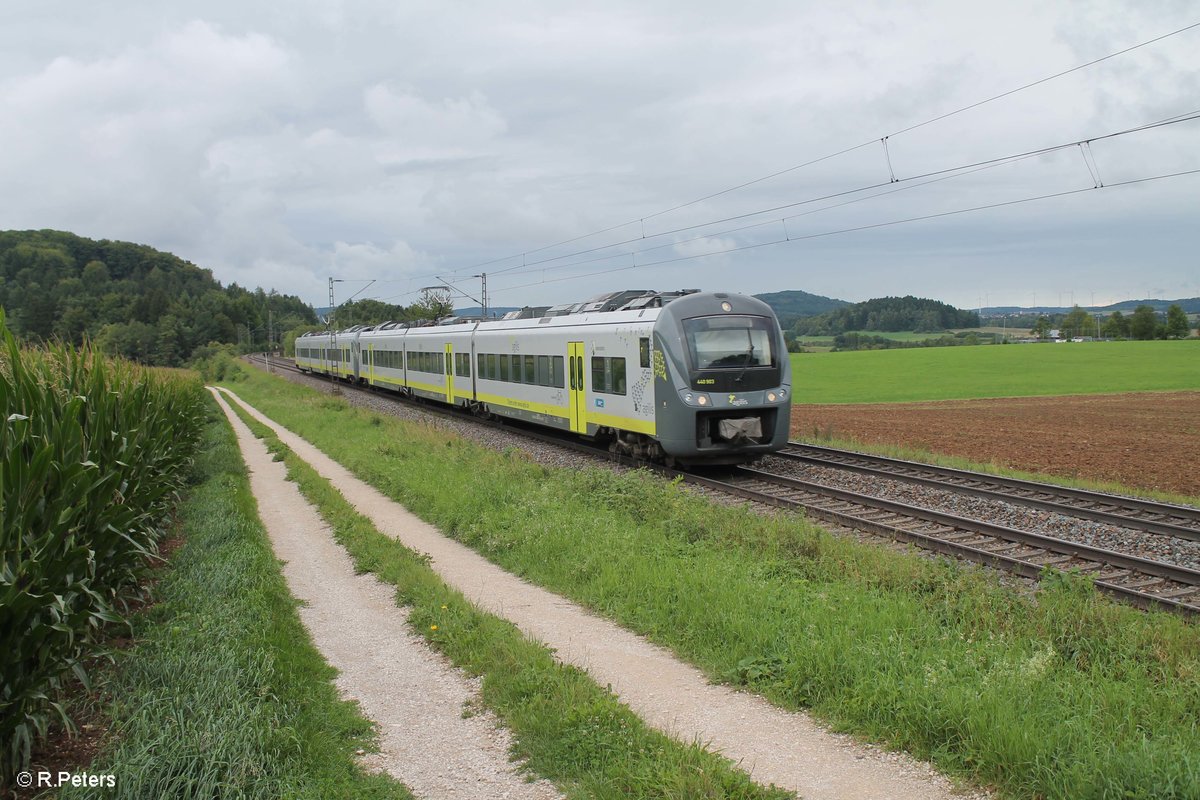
[791,391,1200,498]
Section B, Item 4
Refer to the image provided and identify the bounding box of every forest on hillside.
[0,230,316,366]
[791,295,980,336]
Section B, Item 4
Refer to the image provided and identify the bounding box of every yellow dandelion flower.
[441,604,448,610]
[430,625,438,631]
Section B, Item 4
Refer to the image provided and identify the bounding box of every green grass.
[224,369,1200,800]
[225,396,791,800]
[790,339,1200,403]
[60,404,413,800]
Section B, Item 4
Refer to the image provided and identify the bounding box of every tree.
[1030,316,1052,339]
[1060,305,1092,338]
[408,287,454,322]
[1164,304,1189,339]
[1101,310,1130,339]
[1129,305,1161,340]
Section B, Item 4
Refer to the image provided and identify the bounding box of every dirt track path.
[216,387,986,800]
[210,388,562,800]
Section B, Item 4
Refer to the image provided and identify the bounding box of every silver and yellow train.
[295,290,791,465]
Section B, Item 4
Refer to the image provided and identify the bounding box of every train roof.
[305,290,754,340]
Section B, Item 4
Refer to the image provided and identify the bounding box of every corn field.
[0,314,206,782]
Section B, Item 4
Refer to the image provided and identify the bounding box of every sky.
[1,1,1197,312]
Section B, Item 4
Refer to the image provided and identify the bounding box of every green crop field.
[790,340,1200,404]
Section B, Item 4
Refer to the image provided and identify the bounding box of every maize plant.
[0,314,205,782]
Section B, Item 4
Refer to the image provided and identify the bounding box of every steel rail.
[705,466,1199,615]
[780,443,1200,541]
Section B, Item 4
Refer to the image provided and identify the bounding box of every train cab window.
[552,356,565,388]
[499,354,509,381]
[639,337,650,368]
[682,315,775,369]
[524,355,535,384]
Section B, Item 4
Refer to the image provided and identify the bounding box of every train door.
[367,343,374,385]
[568,341,586,433]
[444,343,454,403]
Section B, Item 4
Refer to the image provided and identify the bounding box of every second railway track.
[778,443,1200,542]
[698,466,1200,615]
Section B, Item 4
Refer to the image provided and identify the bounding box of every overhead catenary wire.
[419,19,1200,282]
[490,167,1200,297]
[373,109,1200,303]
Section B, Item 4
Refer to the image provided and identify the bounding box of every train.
[295,289,791,465]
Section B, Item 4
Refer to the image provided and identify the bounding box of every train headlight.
[767,391,777,402]
[697,395,709,406]
[721,301,732,312]
[685,392,693,403]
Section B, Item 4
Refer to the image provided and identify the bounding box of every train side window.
[536,355,550,386]
[639,337,650,368]
[591,357,606,393]
[524,355,535,383]
[477,353,484,377]
[499,354,509,381]
[552,356,564,388]
[485,353,496,381]
[590,357,627,395]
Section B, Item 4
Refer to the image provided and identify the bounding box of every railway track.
[778,443,1200,542]
[247,356,1200,615]
[692,466,1200,615]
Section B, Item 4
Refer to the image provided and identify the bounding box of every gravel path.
[218,385,988,800]
[210,388,563,800]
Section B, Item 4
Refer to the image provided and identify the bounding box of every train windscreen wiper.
[734,331,754,384]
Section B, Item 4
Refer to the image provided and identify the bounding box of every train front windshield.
[682,315,776,370]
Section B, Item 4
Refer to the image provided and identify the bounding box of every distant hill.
[982,298,1200,315]
[0,229,316,365]
[754,290,849,327]
[793,296,979,336]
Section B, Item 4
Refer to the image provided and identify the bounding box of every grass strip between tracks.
[228,368,1200,800]
[59,402,414,799]
[225,396,792,799]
